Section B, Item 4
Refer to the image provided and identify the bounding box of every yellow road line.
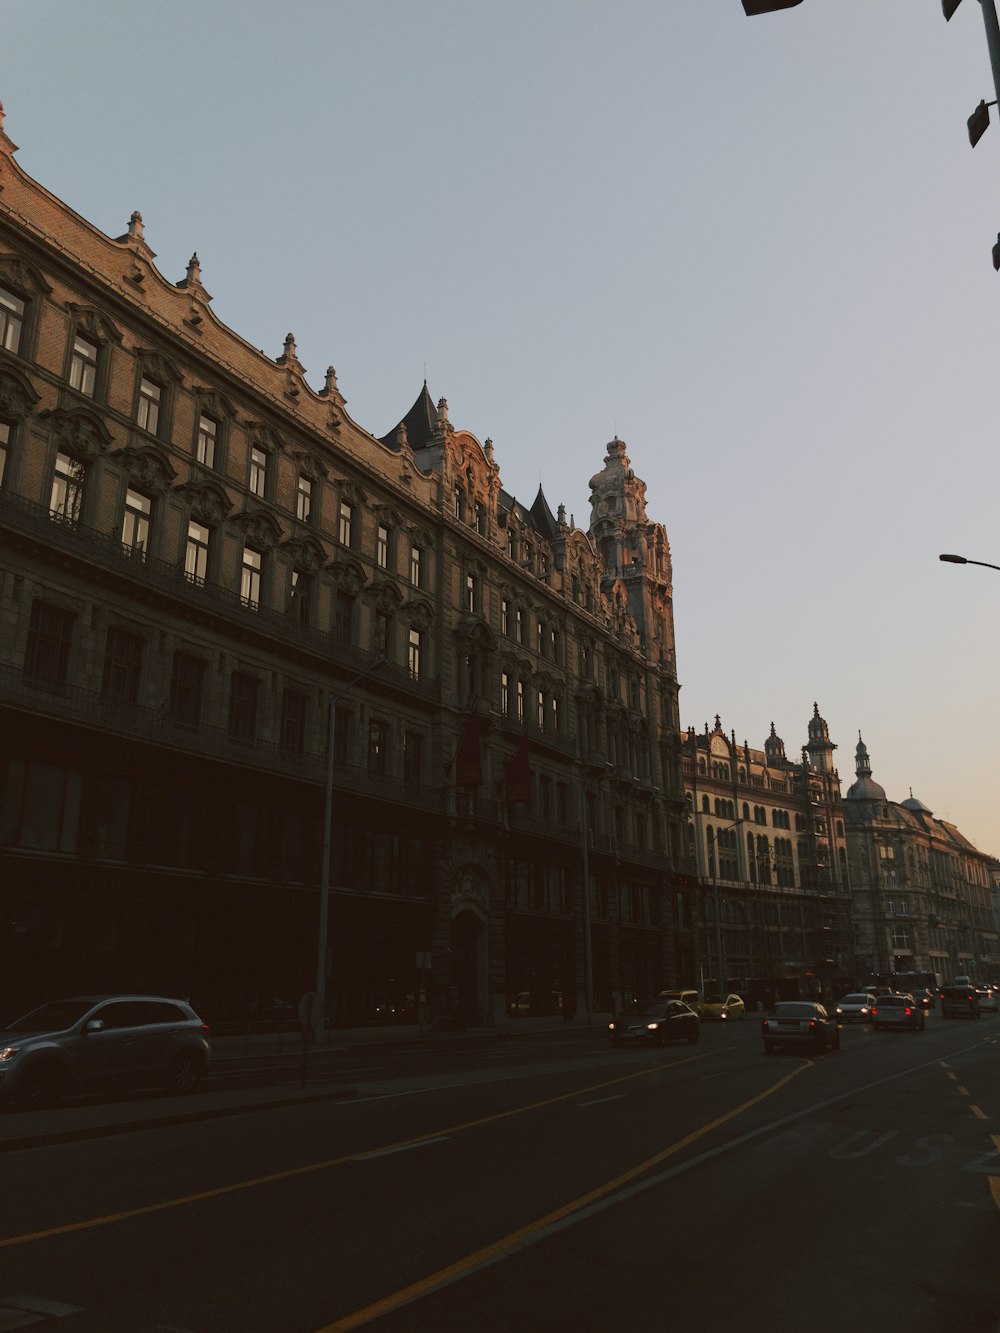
[0,1048,723,1250]
[319,1062,810,1331]
[970,1105,987,1119]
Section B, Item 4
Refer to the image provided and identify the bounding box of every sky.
[2,1,999,854]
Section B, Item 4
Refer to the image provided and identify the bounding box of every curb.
[0,1085,359,1153]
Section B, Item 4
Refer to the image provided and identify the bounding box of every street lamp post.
[313,657,386,1045]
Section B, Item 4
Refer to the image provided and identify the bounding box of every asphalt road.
[2,1014,999,1333]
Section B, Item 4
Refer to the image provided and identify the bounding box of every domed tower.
[587,436,675,668]
[846,733,887,805]
[806,702,837,775]
[764,722,787,769]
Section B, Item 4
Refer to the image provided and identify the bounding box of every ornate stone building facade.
[683,706,854,1005]
[0,103,694,1026]
[844,737,999,984]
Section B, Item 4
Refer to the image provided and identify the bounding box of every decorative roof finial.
[128,210,144,242]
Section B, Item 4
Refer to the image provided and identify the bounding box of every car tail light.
[871,1008,878,1017]
[904,1007,911,1016]
[808,1019,817,1029]
[761,1019,770,1031]
[201,1024,211,1035]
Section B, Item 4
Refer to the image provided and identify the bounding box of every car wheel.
[18,1062,65,1111]
[687,1026,700,1044]
[165,1052,203,1095]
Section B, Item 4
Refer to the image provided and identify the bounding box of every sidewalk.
[0,1016,605,1153]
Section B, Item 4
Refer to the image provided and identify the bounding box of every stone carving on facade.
[113,443,176,495]
[327,557,367,596]
[41,407,114,459]
[195,386,238,425]
[290,448,327,482]
[404,597,435,633]
[174,478,233,526]
[281,535,327,574]
[65,304,122,346]
[136,347,183,387]
[369,580,404,615]
[0,252,52,297]
[232,507,283,551]
[0,363,39,418]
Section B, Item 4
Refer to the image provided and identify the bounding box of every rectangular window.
[249,446,267,498]
[228,671,258,740]
[408,628,421,681]
[138,378,162,435]
[290,569,311,626]
[0,286,25,353]
[368,719,387,776]
[338,500,353,547]
[537,622,545,656]
[403,730,422,785]
[334,589,354,643]
[195,413,217,467]
[552,696,561,733]
[410,544,422,588]
[475,501,487,535]
[101,626,143,704]
[168,652,204,728]
[280,688,307,753]
[122,488,151,555]
[296,475,312,523]
[515,608,525,645]
[454,486,463,519]
[241,546,262,609]
[537,689,546,729]
[501,599,509,637]
[69,335,99,396]
[374,610,392,660]
[0,419,9,489]
[516,678,525,724]
[50,451,85,526]
[465,572,476,614]
[377,523,389,569]
[500,670,510,716]
[184,520,210,584]
[24,601,74,685]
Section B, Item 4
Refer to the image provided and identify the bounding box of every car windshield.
[770,1003,818,1019]
[6,999,96,1032]
[839,995,869,1004]
[876,997,904,1006]
[622,1001,667,1018]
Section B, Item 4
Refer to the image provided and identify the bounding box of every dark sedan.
[608,999,700,1047]
[762,1001,840,1055]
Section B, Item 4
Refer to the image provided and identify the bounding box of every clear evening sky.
[3,2,998,853]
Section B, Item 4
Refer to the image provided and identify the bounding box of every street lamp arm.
[939,552,1000,572]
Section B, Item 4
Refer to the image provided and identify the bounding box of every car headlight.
[720,1012,728,1019]
[607,1022,616,1032]
[0,1046,20,1063]
[646,1022,660,1032]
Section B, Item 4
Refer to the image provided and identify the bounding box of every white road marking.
[577,1095,626,1107]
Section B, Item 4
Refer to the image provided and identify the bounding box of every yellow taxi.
[697,993,746,1021]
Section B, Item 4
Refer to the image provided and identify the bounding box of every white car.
[975,987,998,1013]
[834,993,876,1024]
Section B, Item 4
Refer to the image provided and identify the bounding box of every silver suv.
[0,995,211,1109]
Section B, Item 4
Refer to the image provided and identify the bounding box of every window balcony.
[0,491,438,699]
[0,662,443,811]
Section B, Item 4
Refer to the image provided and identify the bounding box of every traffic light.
[741,0,804,13]
[942,0,963,19]
[969,99,991,147]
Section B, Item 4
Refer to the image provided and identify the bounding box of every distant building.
[843,735,999,984]
[683,705,853,1005]
[0,102,695,1025]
